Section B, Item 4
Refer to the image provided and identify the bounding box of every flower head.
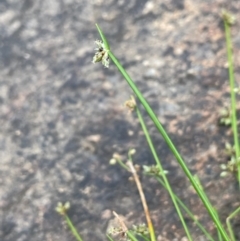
[124,96,136,112]
[92,40,110,68]
[55,202,70,216]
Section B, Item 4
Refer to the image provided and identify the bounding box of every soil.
[0,0,240,241]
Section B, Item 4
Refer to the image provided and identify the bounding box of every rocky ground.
[0,0,240,241]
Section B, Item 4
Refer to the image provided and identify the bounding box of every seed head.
[92,40,110,68]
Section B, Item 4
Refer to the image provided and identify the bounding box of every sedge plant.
[94,23,231,241]
[55,13,240,240]
[55,202,83,241]
[110,96,215,241]
[219,9,240,185]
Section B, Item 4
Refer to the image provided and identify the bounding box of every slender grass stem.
[193,176,221,241]
[226,206,240,241]
[154,176,215,241]
[106,234,115,241]
[127,160,156,241]
[137,234,151,241]
[223,19,240,185]
[95,23,230,241]
[65,215,83,241]
[127,231,140,241]
[136,106,193,241]
[117,159,129,170]
[215,211,223,241]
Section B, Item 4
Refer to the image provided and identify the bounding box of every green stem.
[223,19,240,185]
[65,215,83,241]
[127,231,140,241]
[106,234,115,241]
[136,106,193,241]
[226,206,240,241]
[215,211,223,241]
[154,176,215,241]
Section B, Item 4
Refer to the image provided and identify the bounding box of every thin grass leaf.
[65,215,83,241]
[127,231,140,241]
[95,24,230,241]
[154,176,215,241]
[136,106,193,241]
[215,211,223,241]
[135,234,151,241]
[223,16,240,186]
[226,206,240,241]
[96,24,110,50]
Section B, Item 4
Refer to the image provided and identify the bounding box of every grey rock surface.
[0,0,240,241]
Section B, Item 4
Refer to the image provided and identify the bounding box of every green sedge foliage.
[94,23,231,241]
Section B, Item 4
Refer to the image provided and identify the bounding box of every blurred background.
[0,0,240,240]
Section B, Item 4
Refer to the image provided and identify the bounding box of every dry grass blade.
[127,161,156,241]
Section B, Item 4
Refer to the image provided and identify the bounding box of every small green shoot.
[222,9,240,185]
[55,202,83,241]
